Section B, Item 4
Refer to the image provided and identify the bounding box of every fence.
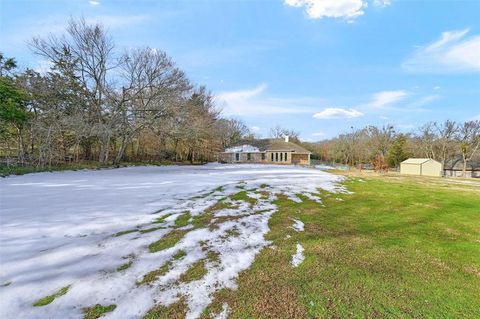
[310,160,350,170]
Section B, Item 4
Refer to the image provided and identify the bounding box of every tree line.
[305,120,480,176]
[0,18,250,168]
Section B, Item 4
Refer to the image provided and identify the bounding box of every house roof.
[401,158,437,165]
[224,145,262,153]
[223,139,311,154]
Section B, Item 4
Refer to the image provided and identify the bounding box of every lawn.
[1,165,479,318]
[197,174,480,318]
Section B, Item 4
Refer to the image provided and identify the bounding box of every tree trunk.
[15,125,25,165]
[114,136,128,165]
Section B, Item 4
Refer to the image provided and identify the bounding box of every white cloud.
[433,86,441,90]
[3,14,148,53]
[285,0,366,21]
[313,108,363,119]
[380,115,389,120]
[403,28,480,73]
[407,94,439,109]
[371,90,409,108]
[251,126,261,132]
[89,0,100,5]
[219,83,267,101]
[372,0,390,7]
[217,84,318,116]
[285,0,390,21]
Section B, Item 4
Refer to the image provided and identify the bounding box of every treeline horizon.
[303,120,479,175]
[1,18,478,176]
[0,18,252,168]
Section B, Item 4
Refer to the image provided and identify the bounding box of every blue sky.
[1,0,479,141]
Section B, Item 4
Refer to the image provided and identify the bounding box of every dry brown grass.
[144,298,188,319]
[336,169,480,193]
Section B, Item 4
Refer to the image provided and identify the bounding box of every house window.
[261,153,266,160]
[285,152,288,161]
[247,153,251,161]
[280,153,283,161]
[275,153,278,162]
[235,153,240,161]
[271,153,274,161]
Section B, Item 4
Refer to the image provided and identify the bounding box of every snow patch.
[291,243,305,268]
[0,164,345,318]
[224,145,260,153]
[290,218,304,232]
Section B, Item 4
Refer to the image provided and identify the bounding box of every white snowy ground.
[0,164,345,319]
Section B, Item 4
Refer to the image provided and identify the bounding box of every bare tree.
[434,120,458,167]
[112,47,191,164]
[269,125,300,141]
[31,18,116,163]
[418,122,436,159]
[366,125,395,158]
[216,119,249,149]
[457,120,480,177]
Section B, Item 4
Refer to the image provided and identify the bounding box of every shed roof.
[223,139,311,154]
[401,158,436,165]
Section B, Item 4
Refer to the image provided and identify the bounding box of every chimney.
[284,135,289,143]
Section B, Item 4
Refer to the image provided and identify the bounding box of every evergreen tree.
[387,134,409,168]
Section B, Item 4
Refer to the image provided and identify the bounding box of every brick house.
[218,137,311,165]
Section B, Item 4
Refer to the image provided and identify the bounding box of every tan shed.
[400,158,443,177]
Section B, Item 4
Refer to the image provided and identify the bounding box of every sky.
[1,0,479,141]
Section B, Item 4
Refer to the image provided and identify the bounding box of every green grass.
[173,250,187,260]
[116,261,132,272]
[144,299,187,319]
[139,226,164,234]
[153,214,172,224]
[230,191,257,205]
[0,162,103,177]
[83,304,117,319]
[148,230,187,253]
[138,262,172,285]
[113,229,137,237]
[191,212,214,229]
[174,211,191,228]
[179,260,207,283]
[0,160,204,177]
[205,200,237,213]
[198,176,480,318]
[33,285,70,307]
[138,250,188,286]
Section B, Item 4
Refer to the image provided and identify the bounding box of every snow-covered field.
[0,164,345,319]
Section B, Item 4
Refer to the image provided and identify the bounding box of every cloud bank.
[403,28,480,73]
[217,84,317,116]
[313,108,363,119]
[285,0,390,21]
[371,90,409,108]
